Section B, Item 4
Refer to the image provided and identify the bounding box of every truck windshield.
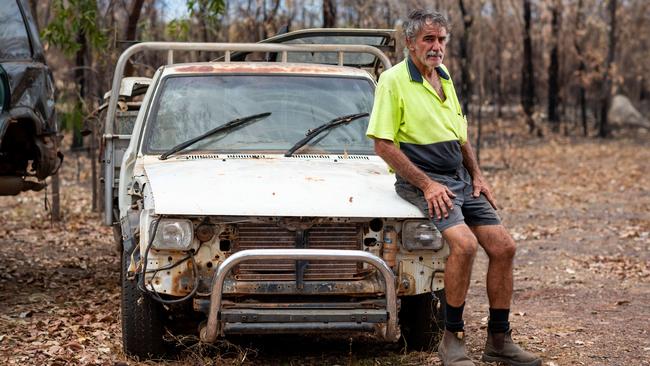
[144,74,375,155]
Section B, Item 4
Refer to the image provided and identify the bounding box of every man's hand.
[423,180,456,219]
[471,175,498,210]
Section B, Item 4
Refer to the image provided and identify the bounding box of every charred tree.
[323,0,337,28]
[547,0,561,131]
[73,30,88,148]
[493,0,503,118]
[26,0,39,30]
[521,0,537,135]
[574,0,588,136]
[124,0,146,75]
[599,0,618,138]
[458,0,473,116]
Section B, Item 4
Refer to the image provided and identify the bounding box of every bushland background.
[1,0,649,365]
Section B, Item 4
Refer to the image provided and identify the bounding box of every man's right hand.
[423,180,456,219]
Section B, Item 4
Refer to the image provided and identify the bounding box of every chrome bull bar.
[199,249,399,343]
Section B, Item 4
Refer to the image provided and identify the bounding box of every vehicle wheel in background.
[399,289,446,351]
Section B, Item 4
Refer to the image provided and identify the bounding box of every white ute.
[102,30,449,359]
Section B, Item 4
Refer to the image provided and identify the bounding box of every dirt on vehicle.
[0,124,648,365]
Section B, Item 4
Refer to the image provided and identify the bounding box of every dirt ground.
[0,128,648,365]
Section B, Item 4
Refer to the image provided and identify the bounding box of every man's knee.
[445,227,479,260]
[486,232,517,261]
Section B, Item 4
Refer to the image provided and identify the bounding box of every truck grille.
[232,223,366,281]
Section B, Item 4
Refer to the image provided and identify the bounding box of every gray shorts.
[395,168,501,232]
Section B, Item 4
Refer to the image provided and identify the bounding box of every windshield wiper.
[284,112,369,157]
[159,112,272,160]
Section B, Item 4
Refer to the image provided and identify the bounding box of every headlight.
[151,219,193,250]
[401,220,443,251]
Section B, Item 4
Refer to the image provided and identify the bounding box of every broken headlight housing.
[401,220,443,251]
[152,219,193,250]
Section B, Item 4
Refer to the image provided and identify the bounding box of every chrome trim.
[199,249,398,343]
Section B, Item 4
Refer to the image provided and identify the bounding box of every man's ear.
[406,38,414,51]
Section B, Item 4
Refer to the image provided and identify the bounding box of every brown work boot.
[482,329,542,366]
[437,330,475,366]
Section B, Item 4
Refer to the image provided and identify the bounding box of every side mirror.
[0,65,10,114]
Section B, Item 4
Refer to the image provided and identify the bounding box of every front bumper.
[199,249,399,342]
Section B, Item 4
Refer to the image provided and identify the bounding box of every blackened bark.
[323,0,336,28]
[73,30,87,148]
[492,0,503,118]
[458,0,473,116]
[547,0,561,130]
[495,32,503,118]
[599,0,618,138]
[51,174,60,221]
[27,0,39,30]
[574,0,588,136]
[521,0,537,134]
[124,0,146,76]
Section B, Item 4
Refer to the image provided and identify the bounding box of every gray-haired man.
[367,10,542,366]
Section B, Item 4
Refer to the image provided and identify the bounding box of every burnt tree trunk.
[124,0,146,75]
[458,0,473,116]
[492,0,503,118]
[50,174,60,221]
[72,30,87,148]
[574,0,588,136]
[26,0,39,29]
[323,0,337,28]
[599,0,618,138]
[521,0,537,135]
[547,0,561,130]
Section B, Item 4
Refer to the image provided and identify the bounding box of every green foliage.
[187,0,226,19]
[41,0,107,56]
[166,19,191,41]
[186,0,226,26]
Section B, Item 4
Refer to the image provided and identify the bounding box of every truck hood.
[142,155,424,218]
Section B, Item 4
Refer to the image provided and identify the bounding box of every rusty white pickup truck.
[101,29,449,359]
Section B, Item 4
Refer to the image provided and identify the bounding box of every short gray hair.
[403,10,450,42]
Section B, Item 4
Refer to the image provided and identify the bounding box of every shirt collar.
[406,56,450,82]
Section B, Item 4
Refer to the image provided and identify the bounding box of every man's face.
[407,22,448,70]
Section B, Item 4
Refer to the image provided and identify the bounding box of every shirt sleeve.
[366,76,401,142]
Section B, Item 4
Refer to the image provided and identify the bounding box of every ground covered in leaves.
[0,127,648,365]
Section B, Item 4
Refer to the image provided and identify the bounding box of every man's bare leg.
[437,224,479,366]
[442,224,479,307]
[471,224,516,308]
[471,225,541,366]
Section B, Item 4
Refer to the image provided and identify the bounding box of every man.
[367,10,541,366]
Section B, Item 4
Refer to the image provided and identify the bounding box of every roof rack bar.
[167,50,174,65]
[338,51,344,66]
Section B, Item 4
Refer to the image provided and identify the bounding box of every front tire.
[399,290,446,351]
[121,248,165,359]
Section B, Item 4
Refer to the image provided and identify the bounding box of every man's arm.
[374,138,455,219]
[460,140,498,209]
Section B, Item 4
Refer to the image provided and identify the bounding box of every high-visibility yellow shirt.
[367,57,467,174]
